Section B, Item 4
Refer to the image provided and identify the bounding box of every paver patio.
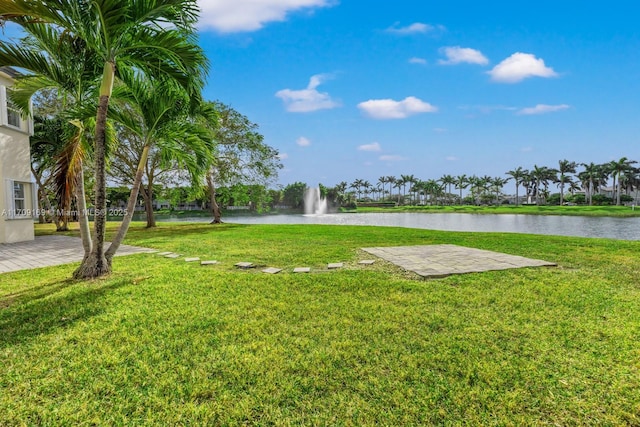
[362,244,556,278]
[0,235,155,274]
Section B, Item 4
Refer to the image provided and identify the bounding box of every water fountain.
[303,186,328,215]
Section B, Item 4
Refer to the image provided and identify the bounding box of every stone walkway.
[362,244,556,278]
[0,235,155,274]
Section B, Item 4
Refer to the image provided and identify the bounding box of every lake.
[174,212,640,241]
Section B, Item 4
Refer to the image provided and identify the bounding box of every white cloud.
[379,155,406,162]
[198,0,335,33]
[358,96,437,119]
[438,46,488,65]
[409,57,427,65]
[277,152,289,159]
[275,74,340,112]
[433,128,448,133]
[386,22,445,35]
[521,147,533,152]
[386,22,430,34]
[445,156,459,161]
[488,52,558,83]
[517,104,570,115]
[358,142,382,152]
[296,136,311,146]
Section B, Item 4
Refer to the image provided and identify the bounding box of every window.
[4,180,34,219]
[6,95,21,128]
[13,182,25,211]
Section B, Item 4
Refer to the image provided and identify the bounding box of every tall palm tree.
[531,165,557,205]
[556,159,577,205]
[454,174,469,205]
[491,177,510,205]
[578,162,605,206]
[350,179,364,200]
[506,167,528,206]
[439,174,455,205]
[1,19,101,253]
[105,78,213,254]
[1,0,208,278]
[385,176,395,200]
[377,176,388,200]
[608,157,638,205]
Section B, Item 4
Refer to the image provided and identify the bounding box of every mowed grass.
[358,204,640,217]
[1,222,640,425]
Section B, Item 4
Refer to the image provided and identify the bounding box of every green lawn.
[1,223,639,425]
[356,204,640,217]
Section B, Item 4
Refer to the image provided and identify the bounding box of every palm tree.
[454,174,469,205]
[1,0,208,278]
[350,179,364,200]
[439,174,455,205]
[491,177,510,205]
[361,180,372,200]
[578,163,605,206]
[608,157,638,205]
[377,176,388,200]
[1,19,102,253]
[556,159,577,205]
[531,165,557,205]
[385,176,396,200]
[105,78,213,245]
[506,167,528,206]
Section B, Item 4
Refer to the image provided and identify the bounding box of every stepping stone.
[293,267,311,273]
[146,250,159,254]
[165,253,180,259]
[359,260,375,265]
[185,257,200,262]
[262,267,282,274]
[328,263,343,269]
[157,251,172,256]
[201,260,219,266]
[235,262,254,269]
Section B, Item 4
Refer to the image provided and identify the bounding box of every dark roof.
[0,66,20,78]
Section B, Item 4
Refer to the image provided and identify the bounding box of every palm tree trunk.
[75,164,92,257]
[105,144,150,262]
[74,61,115,279]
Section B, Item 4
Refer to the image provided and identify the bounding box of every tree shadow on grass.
[0,278,130,349]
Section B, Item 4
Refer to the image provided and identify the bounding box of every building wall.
[0,70,35,243]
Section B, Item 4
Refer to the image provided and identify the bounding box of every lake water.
[177,212,640,241]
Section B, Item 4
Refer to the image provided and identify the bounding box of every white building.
[0,66,35,243]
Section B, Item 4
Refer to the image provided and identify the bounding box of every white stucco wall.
[0,70,35,243]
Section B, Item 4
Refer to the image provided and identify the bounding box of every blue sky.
[3,1,640,192]
[198,0,640,191]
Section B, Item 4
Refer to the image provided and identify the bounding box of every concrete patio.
[0,235,155,274]
[362,244,556,278]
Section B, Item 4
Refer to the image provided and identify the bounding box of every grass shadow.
[0,278,130,349]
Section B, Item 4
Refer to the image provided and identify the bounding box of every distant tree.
[607,157,637,205]
[454,174,469,205]
[204,101,282,223]
[439,174,455,205]
[556,159,577,205]
[282,182,307,209]
[491,177,510,205]
[578,163,604,206]
[506,167,528,206]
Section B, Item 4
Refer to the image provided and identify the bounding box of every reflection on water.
[171,212,640,241]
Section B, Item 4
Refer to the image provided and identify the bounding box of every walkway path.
[362,244,556,278]
[0,235,155,274]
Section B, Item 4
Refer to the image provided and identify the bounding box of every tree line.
[287,158,639,209]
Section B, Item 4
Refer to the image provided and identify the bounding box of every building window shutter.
[4,179,15,219]
[0,85,7,127]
